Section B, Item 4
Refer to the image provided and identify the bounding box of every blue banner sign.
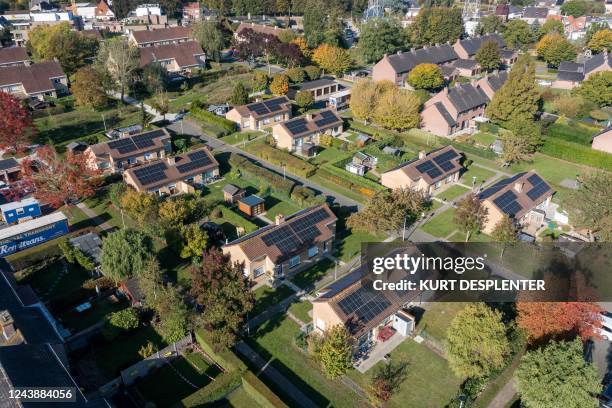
[0,213,69,257]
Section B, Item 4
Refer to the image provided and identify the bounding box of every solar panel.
[427,168,443,179]
[527,174,544,186]
[526,183,550,201]
[133,162,167,186]
[314,112,339,127]
[337,287,392,324]
[416,160,435,174]
[438,161,456,172]
[493,190,523,216]
[433,150,459,165]
[177,150,213,173]
[249,103,269,115]
[263,98,286,111]
[285,119,309,135]
[504,201,522,216]
[108,138,137,154]
[132,133,156,149]
[262,225,293,246]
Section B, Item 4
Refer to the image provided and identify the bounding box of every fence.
[98,333,194,396]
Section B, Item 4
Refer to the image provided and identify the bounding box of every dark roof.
[139,41,205,69]
[131,26,192,45]
[384,145,463,184]
[296,77,338,91]
[0,47,30,65]
[556,70,585,82]
[0,158,19,172]
[384,44,459,74]
[485,71,509,92]
[223,183,242,195]
[448,83,489,112]
[280,109,342,138]
[235,96,292,119]
[452,58,480,70]
[89,128,171,160]
[522,7,548,18]
[239,194,265,206]
[69,232,102,264]
[236,22,288,38]
[556,53,610,82]
[434,102,456,126]
[457,34,505,57]
[0,61,65,95]
[122,277,143,301]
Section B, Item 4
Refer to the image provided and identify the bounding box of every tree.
[486,56,539,124]
[179,224,208,260]
[358,18,406,63]
[142,63,168,94]
[539,19,564,38]
[270,74,289,95]
[574,71,612,107]
[373,87,420,130]
[409,7,464,46]
[100,228,153,283]
[516,302,603,344]
[21,146,100,208]
[151,91,169,120]
[368,362,407,405]
[446,303,510,379]
[475,40,501,71]
[492,215,518,243]
[304,65,321,81]
[516,339,601,408]
[303,0,343,47]
[476,15,504,35]
[158,198,190,228]
[499,129,531,164]
[585,22,608,44]
[349,79,394,123]
[454,193,488,241]
[138,257,164,306]
[319,325,353,379]
[0,91,34,153]
[312,44,352,75]
[192,20,225,62]
[561,0,588,17]
[588,29,612,53]
[72,66,108,110]
[230,82,249,105]
[251,71,269,92]
[295,90,314,112]
[285,67,305,83]
[407,63,444,90]
[504,115,542,156]
[550,94,584,118]
[347,188,426,235]
[97,37,140,101]
[190,249,254,348]
[154,285,190,343]
[120,189,159,226]
[565,171,612,240]
[27,22,97,75]
[503,19,534,50]
[291,37,311,58]
[108,308,140,331]
[536,33,577,68]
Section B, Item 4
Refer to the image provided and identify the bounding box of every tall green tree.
[475,15,504,35]
[358,18,406,63]
[539,19,564,38]
[190,249,254,348]
[588,29,612,53]
[319,325,353,379]
[516,339,601,408]
[446,303,510,378]
[193,20,225,62]
[230,82,249,105]
[486,56,539,124]
[373,87,420,130]
[154,284,190,343]
[475,40,502,71]
[409,7,464,46]
[100,229,153,283]
[97,37,140,101]
[561,0,588,17]
[502,19,534,50]
[574,71,612,107]
[251,71,269,92]
[295,90,314,112]
[454,193,488,241]
[536,33,576,68]
[492,215,518,257]
[565,171,612,241]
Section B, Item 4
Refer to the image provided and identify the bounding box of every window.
[308,246,318,258]
[274,115,282,121]
[16,208,24,215]
[263,118,271,125]
[323,241,330,253]
[144,152,153,160]
[289,255,300,268]
[316,317,326,331]
[253,266,265,278]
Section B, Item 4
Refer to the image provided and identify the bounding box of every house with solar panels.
[225,96,292,131]
[123,147,219,196]
[85,128,172,173]
[380,146,463,195]
[222,204,337,283]
[478,171,554,235]
[272,110,343,156]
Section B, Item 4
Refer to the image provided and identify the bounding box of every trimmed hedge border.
[179,370,242,407]
[229,153,295,198]
[242,371,289,408]
[190,107,237,137]
[248,142,317,178]
[194,329,247,373]
[541,138,612,171]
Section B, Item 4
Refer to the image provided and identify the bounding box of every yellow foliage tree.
[270,74,289,95]
[312,44,352,75]
[291,36,311,58]
[120,189,158,224]
[349,79,395,123]
[373,88,420,131]
[588,29,612,53]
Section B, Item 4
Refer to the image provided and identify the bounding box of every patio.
[354,331,407,373]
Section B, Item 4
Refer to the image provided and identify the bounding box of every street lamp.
[472,176,476,189]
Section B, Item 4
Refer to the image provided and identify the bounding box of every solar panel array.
[314,110,339,127]
[285,118,309,136]
[108,130,165,155]
[414,149,460,180]
[248,97,287,116]
[261,208,329,256]
[526,174,551,201]
[133,162,168,186]
[177,150,213,174]
[337,287,392,324]
[493,189,523,216]
[478,174,522,200]
[415,160,442,179]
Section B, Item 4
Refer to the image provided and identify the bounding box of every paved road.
[235,341,319,408]
[166,119,363,209]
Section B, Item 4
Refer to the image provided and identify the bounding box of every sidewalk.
[76,202,114,232]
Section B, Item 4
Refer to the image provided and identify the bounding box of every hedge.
[194,329,247,373]
[190,107,237,137]
[6,238,63,271]
[249,142,317,178]
[316,166,381,199]
[291,186,326,207]
[540,138,612,171]
[179,370,242,407]
[242,371,289,408]
[546,122,598,146]
[229,153,295,198]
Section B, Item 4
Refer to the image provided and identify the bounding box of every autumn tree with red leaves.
[21,146,101,208]
[517,302,603,344]
[0,91,35,153]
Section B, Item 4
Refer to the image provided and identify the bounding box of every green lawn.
[471,132,497,147]
[210,204,260,241]
[448,231,492,242]
[16,260,91,304]
[290,258,335,291]
[507,152,592,187]
[59,296,129,333]
[251,285,295,318]
[417,302,469,342]
[242,316,366,408]
[348,339,462,408]
[225,386,263,407]
[288,300,313,324]
[83,185,137,230]
[221,131,264,146]
[264,196,302,220]
[309,146,352,166]
[435,184,470,202]
[136,352,221,407]
[460,165,497,186]
[421,208,458,239]
[336,230,385,262]
[94,325,168,379]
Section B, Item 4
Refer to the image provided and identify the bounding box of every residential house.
[222,204,337,282]
[129,26,193,47]
[328,88,352,110]
[69,1,114,20]
[125,3,167,26]
[500,49,519,66]
[85,128,172,173]
[272,109,343,155]
[495,4,510,21]
[450,59,481,77]
[182,2,203,22]
[0,47,31,67]
[0,61,68,100]
[372,44,459,87]
[139,41,206,73]
[522,7,551,25]
[380,146,463,195]
[453,34,505,59]
[421,82,491,137]
[234,22,290,41]
[475,70,509,99]
[478,171,554,234]
[0,158,21,184]
[123,147,219,195]
[553,52,611,89]
[9,10,81,46]
[287,77,343,102]
[565,15,587,40]
[225,96,292,131]
[592,128,612,154]
[238,195,265,216]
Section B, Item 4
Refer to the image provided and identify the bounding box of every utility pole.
[402,216,407,241]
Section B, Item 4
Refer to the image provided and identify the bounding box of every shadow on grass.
[251,286,295,318]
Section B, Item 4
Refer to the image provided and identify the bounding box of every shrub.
[73,247,95,270]
[180,371,242,406]
[59,239,75,263]
[190,107,237,137]
[242,371,289,408]
[304,65,321,80]
[229,154,295,198]
[108,308,140,331]
[590,109,608,121]
[248,142,317,177]
[546,122,597,145]
[541,138,612,171]
[138,341,156,358]
[108,183,127,209]
[211,207,223,218]
[285,67,305,83]
[194,329,247,372]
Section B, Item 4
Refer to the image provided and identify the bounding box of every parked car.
[598,312,612,341]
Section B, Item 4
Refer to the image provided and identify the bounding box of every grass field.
[417,302,469,342]
[16,260,91,304]
[460,165,497,185]
[336,229,385,262]
[290,258,335,291]
[288,301,313,324]
[83,186,137,230]
[421,208,457,239]
[435,185,470,202]
[59,296,128,333]
[251,285,295,318]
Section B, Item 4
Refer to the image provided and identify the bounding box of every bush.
[211,207,223,218]
[546,122,597,145]
[74,247,95,270]
[291,185,325,207]
[242,371,289,408]
[316,164,382,198]
[109,308,140,330]
[190,107,237,137]
[304,65,321,81]
[541,138,612,171]
[59,239,75,263]
[249,142,316,177]
[285,67,305,83]
[229,154,295,198]
[108,183,127,209]
[590,109,608,121]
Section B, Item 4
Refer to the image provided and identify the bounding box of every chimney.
[514,181,524,193]
[275,214,285,225]
[167,156,175,165]
[306,113,313,121]
[396,50,402,55]
[443,87,449,95]
[418,151,427,159]
[0,311,16,341]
